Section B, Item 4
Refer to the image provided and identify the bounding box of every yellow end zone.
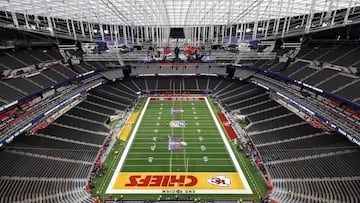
[118,112,139,141]
[109,172,251,194]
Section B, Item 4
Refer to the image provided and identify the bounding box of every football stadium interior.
[0,0,360,202]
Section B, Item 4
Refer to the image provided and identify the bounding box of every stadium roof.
[0,0,358,27]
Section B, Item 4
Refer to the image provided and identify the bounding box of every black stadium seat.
[1,7,360,202]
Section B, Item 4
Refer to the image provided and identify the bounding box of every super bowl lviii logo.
[206,175,231,187]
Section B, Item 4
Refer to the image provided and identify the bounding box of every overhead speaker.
[211,45,220,50]
[134,45,142,50]
[123,65,132,78]
[226,65,235,78]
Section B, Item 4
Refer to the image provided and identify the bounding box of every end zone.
[109,172,252,194]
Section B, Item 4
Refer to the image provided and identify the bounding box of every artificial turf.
[92,97,268,201]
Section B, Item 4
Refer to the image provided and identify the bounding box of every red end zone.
[150,97,205,101]
[217,112,238,140]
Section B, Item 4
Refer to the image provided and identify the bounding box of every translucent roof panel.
[0,0,357,27]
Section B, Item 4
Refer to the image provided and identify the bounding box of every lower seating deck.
[0,72,359,203]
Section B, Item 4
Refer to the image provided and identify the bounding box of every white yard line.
[169,99,175,173]
[169,150,173,172]
[130,152,229,155]
[204,97,253,194]
[106,97,150,194]
[180,99,187,172]
[135,137,222,140]
[131,142,222,144]
[122,164,235,167]
[130,147,227,149]
[127,158,232,161]
[137,127,217,129]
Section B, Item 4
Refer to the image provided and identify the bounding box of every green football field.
[93,97,268,200]
[122,99,235,173]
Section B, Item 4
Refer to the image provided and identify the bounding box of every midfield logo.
[169,120,186,128]
[206,175,231,187]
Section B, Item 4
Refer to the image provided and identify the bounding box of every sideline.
[204,97,252,194]
[105,97,150,194]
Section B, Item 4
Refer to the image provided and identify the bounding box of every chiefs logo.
[206,175,231,187]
